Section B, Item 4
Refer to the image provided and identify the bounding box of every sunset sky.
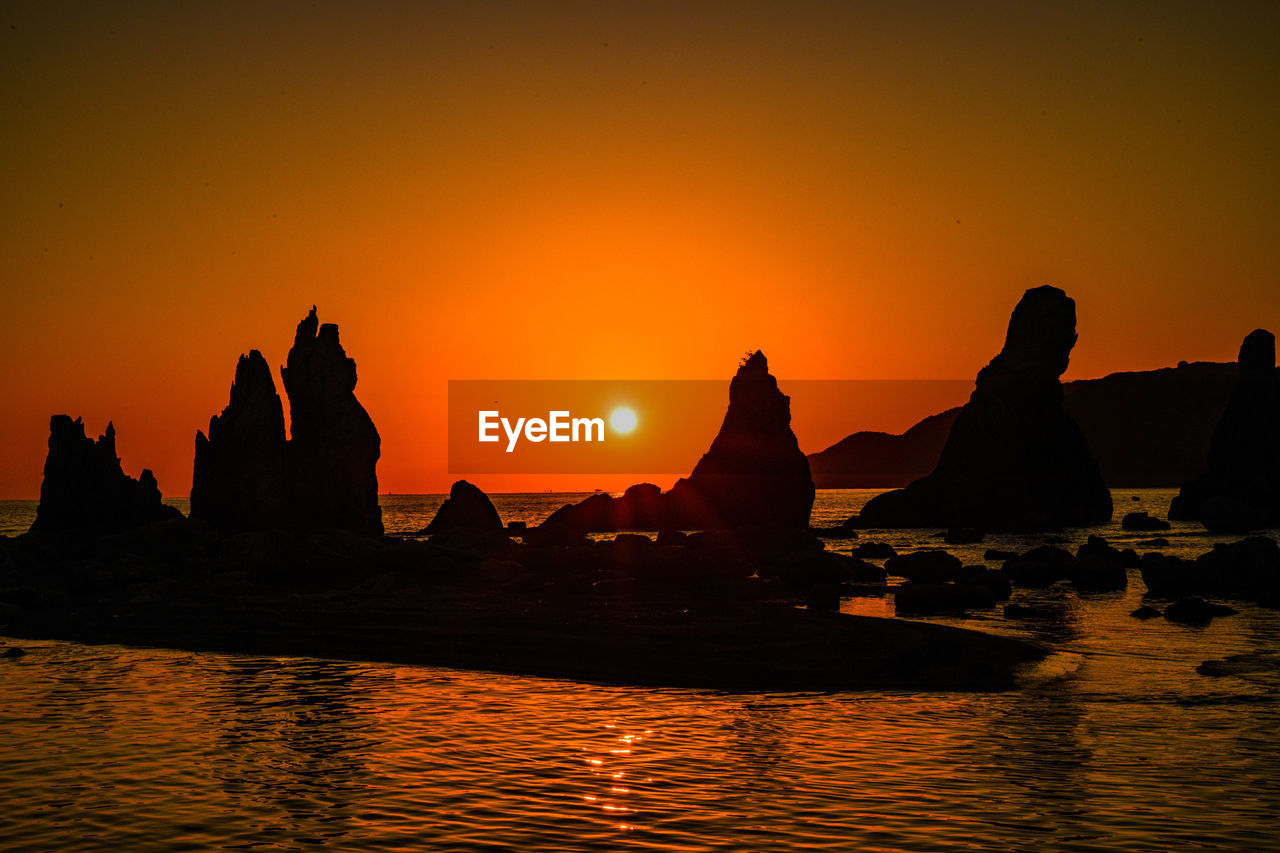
[2,1,1277,498]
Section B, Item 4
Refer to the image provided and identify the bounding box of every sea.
[1,489,1279,852]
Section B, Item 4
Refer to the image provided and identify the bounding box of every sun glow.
[610,407,638,434]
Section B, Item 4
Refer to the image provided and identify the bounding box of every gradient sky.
[2,1,1277,498]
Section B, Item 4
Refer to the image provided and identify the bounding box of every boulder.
[1164,596,1238,625]
[190,350,287,530]
[1003,545,1077,588]
[854,542,898,559]
[885,550,963,583]
[1121,511,1171,531]
[1170,329,1280,531]
[426,480,503,533]
[282,307,383,534]
[30,416,181,536]
[1073,535,1128,592]
[859,286,1112,530]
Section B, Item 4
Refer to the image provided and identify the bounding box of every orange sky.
[1,1,1278,498]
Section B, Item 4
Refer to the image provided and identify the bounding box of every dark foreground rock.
[540,351,814,534]
[30,416,180,536]
[858,286,1112,530]
[0,520,1043,691]
[1170,329,1280,532]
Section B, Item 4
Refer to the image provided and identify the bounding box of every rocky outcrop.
[190,351,287,530]
[427,480,503,533]
[665,350,814,529]
[191,308,382,534]
[538,351,815,533]
[283,308,383,534]
[31,416,180,536]
[1169,330,1280,532]
[859,286,1112,530]
[810,360,1237,489]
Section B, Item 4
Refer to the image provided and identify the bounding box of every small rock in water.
[984,548,1018,562]
[853,542,897,559]
[1,646,26,658]
[1122,511,1171,531]
[1164,596,1238,625]
[1130,605,1163,619]
[1139,537,1170,547]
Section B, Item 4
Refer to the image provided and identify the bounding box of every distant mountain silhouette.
[810,360,1239,489]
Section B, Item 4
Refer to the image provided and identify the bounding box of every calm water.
[2,490,1279,851]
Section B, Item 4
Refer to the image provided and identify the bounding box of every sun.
[609,406,638,434]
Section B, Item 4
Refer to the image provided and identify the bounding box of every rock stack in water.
[191,351,287,529]
[31,416,181,535]
[538,350,815,533]
[282,308,383,534]
[1169,329,1280,532]
[190,307,383,535]
[426,480,503,533]
[666,350,815,529]
[859,286,1112,530]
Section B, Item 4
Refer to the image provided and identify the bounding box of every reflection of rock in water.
[211,657,389,841]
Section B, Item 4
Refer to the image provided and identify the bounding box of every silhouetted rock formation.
[427,480,503,533]
[191,308,382,534]
[809,361,1237,488]
[191,351,287,530]
[859,286,1112,530]
[1169,330,1280,532]
[31,416,180,536]
[283,308,383,534]
[666,351,814,529]
[539,351,815,533]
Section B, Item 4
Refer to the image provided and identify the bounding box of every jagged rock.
[860,286,1112,530]
[1170,329,1280,532]
[1122,511,1171,531]
[538,351,814,534]
[190,351,287,530]
[1165,596,1238,625]
[282,307,383,534]
[31,416,180,536]
[666,351,814,529]
[426,480,503,534]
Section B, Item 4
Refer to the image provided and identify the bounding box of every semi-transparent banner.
[448,380,971,474]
